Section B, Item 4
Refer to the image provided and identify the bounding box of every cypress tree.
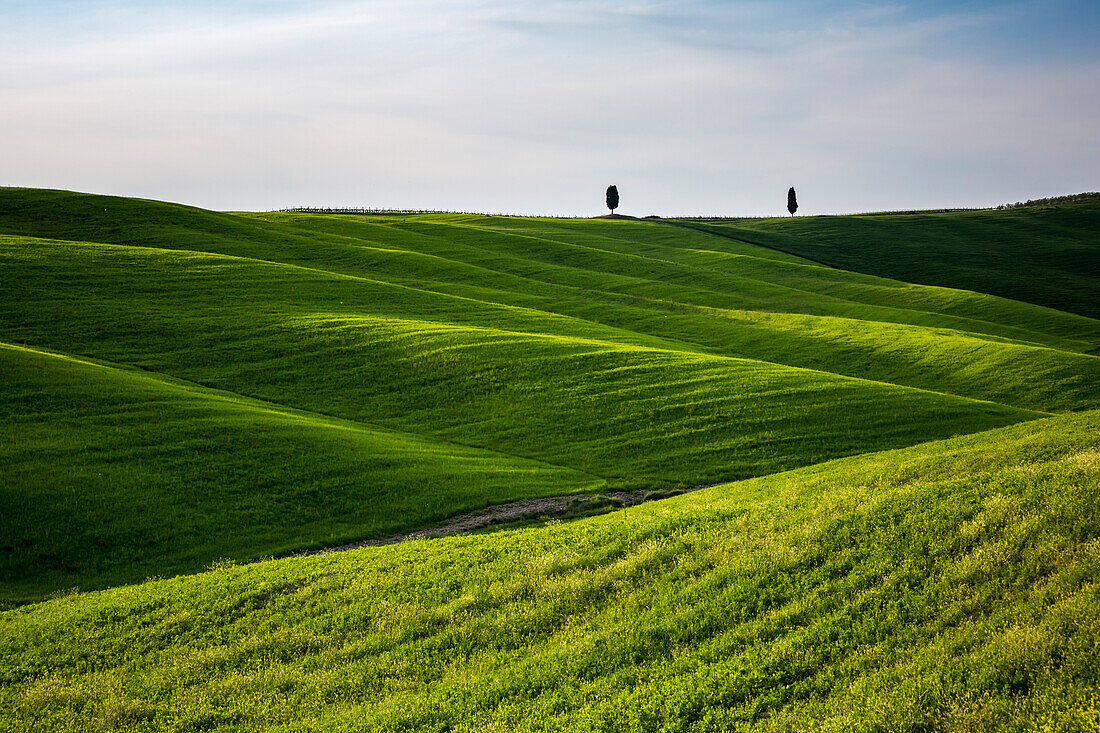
[606,185,619,215]
[787,187,798,216]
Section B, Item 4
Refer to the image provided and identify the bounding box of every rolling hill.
[5,189,1099,601]
[3,408,1098,730]
[1,187,1099,729]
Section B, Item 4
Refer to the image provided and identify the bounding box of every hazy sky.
[2,0,1097,215]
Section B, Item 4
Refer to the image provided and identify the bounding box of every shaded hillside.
[676,199,1100,319]
[0,343,601,604]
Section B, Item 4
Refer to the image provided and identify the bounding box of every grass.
[2,187,1099,728]
[2,188,1099,602]
[674,199,1100,320]
[2,409,1098,731]
[0,236,1042,601]
[0,342,601,605]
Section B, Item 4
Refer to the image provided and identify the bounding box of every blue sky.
[1,1,1097,215]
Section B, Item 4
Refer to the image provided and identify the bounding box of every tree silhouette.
[787,187,798,216]
[606,185,619,215]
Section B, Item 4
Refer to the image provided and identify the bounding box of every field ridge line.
[0,340,607,479]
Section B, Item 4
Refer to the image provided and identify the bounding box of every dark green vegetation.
[1,188,1099,729]
[0,343,599,603]
[678,197,1100,319]
[3,410,1099,731]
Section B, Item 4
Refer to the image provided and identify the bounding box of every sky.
[1,0,1097,216]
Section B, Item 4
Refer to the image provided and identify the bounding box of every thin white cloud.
[0,0,1096,214]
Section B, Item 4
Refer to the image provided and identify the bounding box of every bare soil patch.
[312,485,711,554]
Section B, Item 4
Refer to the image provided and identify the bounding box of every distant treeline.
[848,193,1100,217]
[281,192,1100,219]
[995,192,1100,209]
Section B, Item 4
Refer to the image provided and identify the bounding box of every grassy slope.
[1,235,1037,479]
[255,213,1100,412]
[4,188,1100,601]
[3,188,1099,411]
[2,410,1098,731]
[0,343,602,604]
[2,235,1042,602]
[676,200,1100,320]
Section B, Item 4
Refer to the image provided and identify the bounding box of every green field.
[2,188,1099,729]
[3,410,1099,731]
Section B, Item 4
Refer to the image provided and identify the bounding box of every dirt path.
[311,485,711,554]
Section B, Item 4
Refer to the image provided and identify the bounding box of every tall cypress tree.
[606,185,619,215]
[787,187,798,216]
